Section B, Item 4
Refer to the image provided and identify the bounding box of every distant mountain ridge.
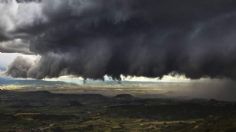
[0,77,66,86]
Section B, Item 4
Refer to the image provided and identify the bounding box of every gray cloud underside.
[0,39,32,54]
[4,0,236,79]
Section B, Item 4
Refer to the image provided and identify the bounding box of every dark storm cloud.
[5,0,236,79]
[7,56,34,78]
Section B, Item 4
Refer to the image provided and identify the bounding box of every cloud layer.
[2,0,236,79]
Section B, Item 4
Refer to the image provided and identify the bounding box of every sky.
[1,0,236,82]
[0,53,36,68]
[0,53,17,68]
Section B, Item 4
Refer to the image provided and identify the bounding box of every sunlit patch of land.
[0,85,27,90]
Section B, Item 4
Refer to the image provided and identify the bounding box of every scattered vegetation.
[0,90,236,131]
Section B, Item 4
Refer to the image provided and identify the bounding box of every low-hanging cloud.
[7,56,35,78]
[3,0,236,79]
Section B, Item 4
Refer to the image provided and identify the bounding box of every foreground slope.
[0,90,236,131]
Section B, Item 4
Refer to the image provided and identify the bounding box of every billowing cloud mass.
[2,0,236,79]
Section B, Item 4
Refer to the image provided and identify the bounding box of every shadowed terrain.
[0,90,236,132]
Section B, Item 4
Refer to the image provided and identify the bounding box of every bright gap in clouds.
[0,53,20,69]
[0,52,38,70]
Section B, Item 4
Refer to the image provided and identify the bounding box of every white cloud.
[44,75,84,84]
[0,0,46,36]
[120,74,191,82]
